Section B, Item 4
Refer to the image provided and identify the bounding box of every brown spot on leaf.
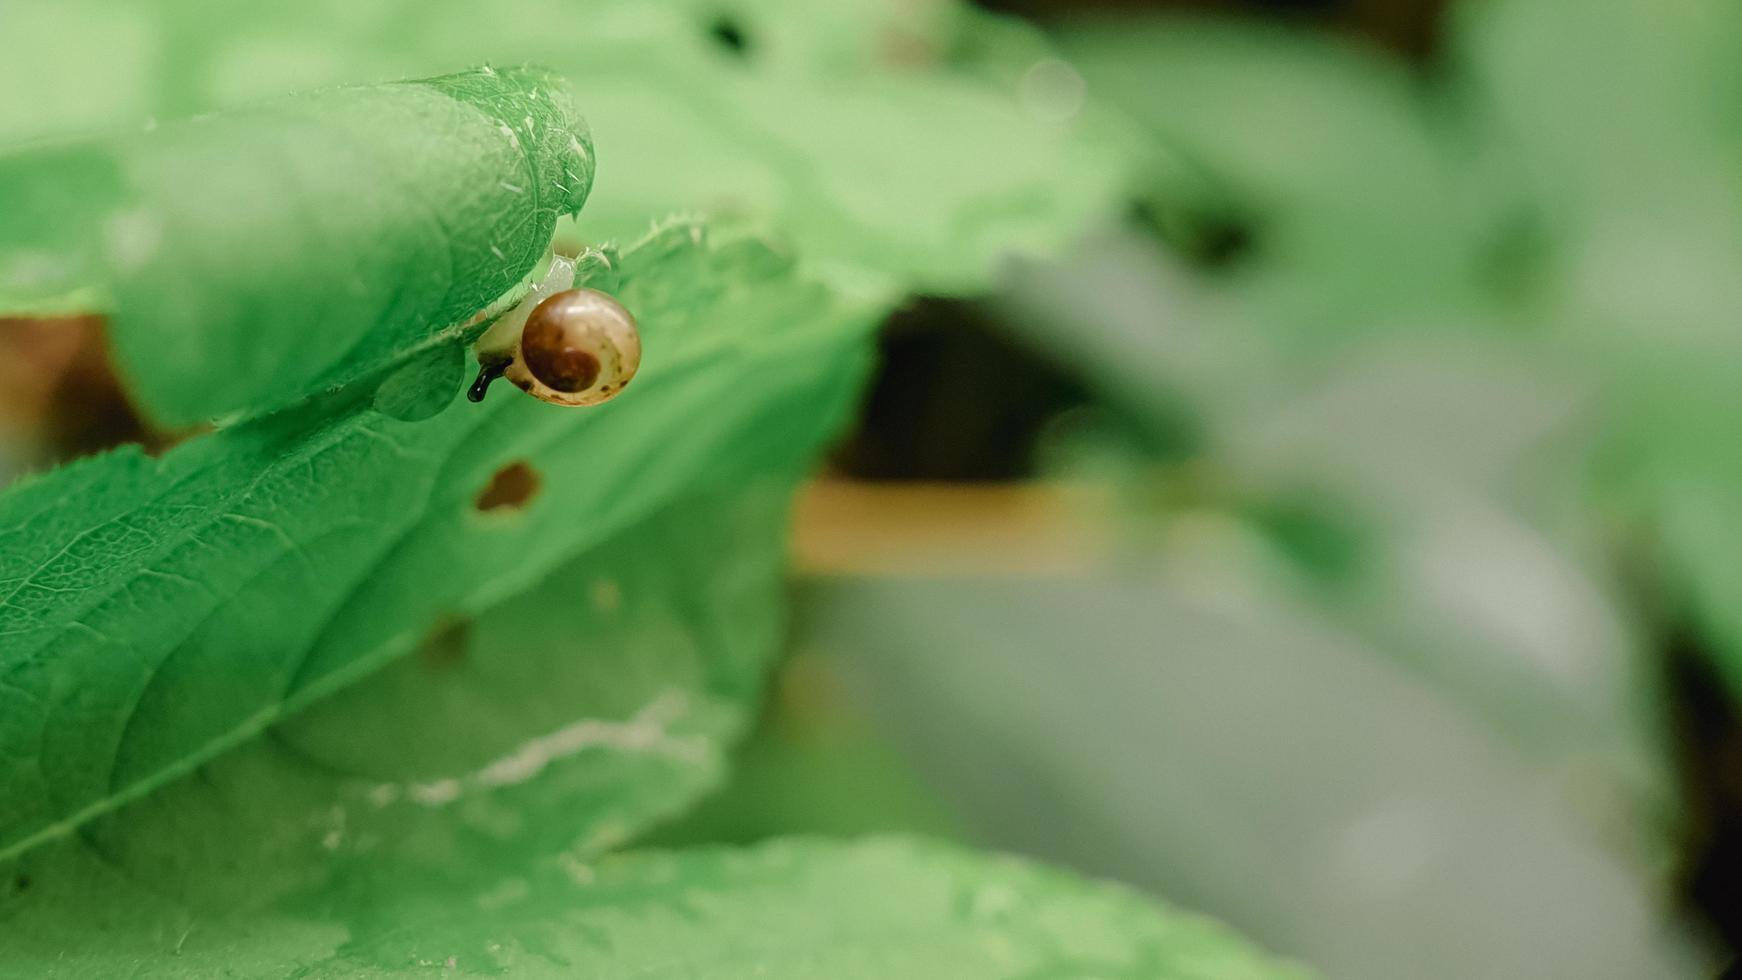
[475,460,541,512]
[418,616,472,670]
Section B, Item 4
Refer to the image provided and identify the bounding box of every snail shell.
[469,253,640,407]
[506,288,640,406]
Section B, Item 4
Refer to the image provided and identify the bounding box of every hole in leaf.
[707,15,751,56]
[475,460,541,512]
[418,616,472,671]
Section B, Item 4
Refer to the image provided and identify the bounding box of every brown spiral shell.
[505,288,640,407]
[469,252,640,408]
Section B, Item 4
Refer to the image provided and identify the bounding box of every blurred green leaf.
[803,573,1703,980]
[2,837,1313,978]
[647,655,965,849]
[0,219,876,866]
[0,0,1125,296]
[1032,7,1691,774]
[1452,0,1742,229]
[0,67,591,425]
[1452,0,1742,699]
[1057,17,1486,339]
[963,14,1742,975]
[996,232,1662,797]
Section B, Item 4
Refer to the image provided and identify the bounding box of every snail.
[468,252,640,406]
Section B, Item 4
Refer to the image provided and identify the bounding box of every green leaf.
[566,44,1121,296]
[1451,0,1742,229]
[1450,0,1742,698]
[995,230,1667,799]
[371,342,467,423]
[646,675,968,849]
[1056,18,1483,340]
[0,0,1123,296]
[0,65,593,425]
[2,836,1314,978]
[798,576,1697,980]
[0,219,877,866]
[0,481,792,924]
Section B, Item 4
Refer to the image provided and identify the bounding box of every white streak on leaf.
[397,691,708,808]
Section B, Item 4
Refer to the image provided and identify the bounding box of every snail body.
[469,252,640,407]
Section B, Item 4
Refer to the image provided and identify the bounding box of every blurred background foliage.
[3,0,1741,977]
[687,0,1742,978]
